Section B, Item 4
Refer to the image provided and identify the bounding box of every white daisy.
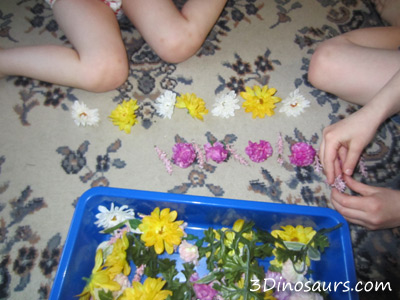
[71,101,100,126]
[279,89,310,117]
[94,203,135,229]
[154,90,177,119]
[211,90,240,118]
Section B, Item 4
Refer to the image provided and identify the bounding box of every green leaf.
[307,246,321,261]
[194,271,220,284]
[101,221,126,234]
[183,233,198,241]
[98,290,113,300]
[283,241,306,251]
[128,218,141,229]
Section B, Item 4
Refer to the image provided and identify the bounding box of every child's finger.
[342,145,363,177]
[343,175,374,196]
[331,188,366,213]
[323,141,341,184]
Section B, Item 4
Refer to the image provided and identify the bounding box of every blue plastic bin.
[50,187,358,300]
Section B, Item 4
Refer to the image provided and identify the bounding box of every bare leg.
[122,0,227,63]
[308,27,400,106]
[0,0,128,92]
[373,0,400,26]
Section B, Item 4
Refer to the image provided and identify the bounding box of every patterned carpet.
[0,0,399,299]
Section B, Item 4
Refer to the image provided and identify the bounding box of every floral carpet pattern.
[0,0,399,299]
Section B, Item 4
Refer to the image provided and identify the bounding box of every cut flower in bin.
[79,204,342,300]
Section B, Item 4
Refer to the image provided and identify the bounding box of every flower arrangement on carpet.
[70,85,310,134]
[69,85,365,194]
[78,204,342,300]
[154,135,352,192]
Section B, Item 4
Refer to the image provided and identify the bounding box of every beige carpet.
[0,0,399,299]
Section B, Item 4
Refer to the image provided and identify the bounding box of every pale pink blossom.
[276,133,284,165]
[155,146,173,175]
[313,154,323,174]
[226,144,249,166]
[178,240,199,265]
[358,156,368,178]
[332,175,346,193]
[193,142,205,169]
[132,264,146,282]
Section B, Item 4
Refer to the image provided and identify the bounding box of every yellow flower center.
[157,225,165,235]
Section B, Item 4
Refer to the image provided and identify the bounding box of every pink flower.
[332,175,346,193]
[132,264,146,282]
[289,142,316,167]
[193,283,219,300]
[204,142,228,163]
[178,240,199,264]
[155,146,173,175]
[226,144,249,166]
[245,140,273,163]
[172,143,196,168]
[193,143,205,169]
[276,133,284,165]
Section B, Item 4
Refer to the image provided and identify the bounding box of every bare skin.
[373,0,400,26]
[308,25,400,229]
[0,0,227,92]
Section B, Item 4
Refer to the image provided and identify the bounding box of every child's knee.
[154,32,204,64]
[81,54,129,93]
[308,40,339,89]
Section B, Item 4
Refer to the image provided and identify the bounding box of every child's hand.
[331,175,400,230]
[319,108,379,184]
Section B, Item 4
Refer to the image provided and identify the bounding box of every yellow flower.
[224,219,253,249]
[175,93,208,120]
[240,85,281,118]
[235,277,277,300]
[263,289,277,300]
[78,249,121,300]
[109,99,139,133]
[139,207,184,254]
[271,225,316,245]
[104,232,131,278]
[269,225,317,268]
[119,277,172,300]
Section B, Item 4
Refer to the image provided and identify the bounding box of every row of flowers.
[154,139,317,172]
[70,85,310,134]
[154,137,351,193]
[78,204,342,300]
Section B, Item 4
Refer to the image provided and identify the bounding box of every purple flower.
[245,140,273,163]
[204,142,228,163]
[274,290,291,300]
[289,142,316,167]
[172,143,196,168]
[193,283,219,300]
[264,270,286,288]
